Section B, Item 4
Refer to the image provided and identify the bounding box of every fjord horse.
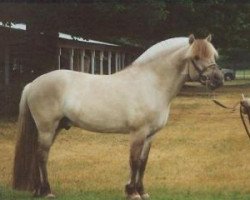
[13,34,223,199]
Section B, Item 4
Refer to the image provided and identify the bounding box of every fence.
[236,70,250,79]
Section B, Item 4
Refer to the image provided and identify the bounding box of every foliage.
[0,1,249,68]
[218,48,250,69]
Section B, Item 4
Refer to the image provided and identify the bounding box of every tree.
[0,2,167,46]
[0,1,249,68]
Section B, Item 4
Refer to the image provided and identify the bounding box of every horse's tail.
[13,84,38,191]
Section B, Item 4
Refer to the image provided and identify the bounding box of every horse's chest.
[129,103,170,131]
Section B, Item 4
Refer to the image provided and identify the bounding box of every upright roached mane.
[134,37,189,64]
[13,35,223,200]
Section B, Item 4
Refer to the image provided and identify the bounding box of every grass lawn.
[1,186,250,200]
[1,79,250,199]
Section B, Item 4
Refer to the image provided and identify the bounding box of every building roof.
[0,22,119,47]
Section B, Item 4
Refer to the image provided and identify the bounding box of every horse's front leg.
[125,129,154,200]
[125,133,145,200]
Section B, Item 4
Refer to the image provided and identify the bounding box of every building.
[0,22,142,87]
[0,22,142,116]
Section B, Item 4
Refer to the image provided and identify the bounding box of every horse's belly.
[74,116,129,133]
[73,105,170,134]
[65,105,130,133]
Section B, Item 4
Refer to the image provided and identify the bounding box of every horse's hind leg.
[33,130,55,198]
[136,139,152,200]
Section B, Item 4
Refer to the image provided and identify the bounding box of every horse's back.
[28,70,90,98]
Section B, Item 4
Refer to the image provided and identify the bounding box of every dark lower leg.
[33,145,52,197]
[136,142,151,195]
[32,160,41,194]
[125,139,144,196]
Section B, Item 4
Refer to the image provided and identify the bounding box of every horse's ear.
[206,34,212,42]
[189,34,195,44]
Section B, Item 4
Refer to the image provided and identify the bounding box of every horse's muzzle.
[207,71,224,90]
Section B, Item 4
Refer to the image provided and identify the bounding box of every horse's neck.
[139,46,189,103]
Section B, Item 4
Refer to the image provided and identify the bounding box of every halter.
[191,59,218,83]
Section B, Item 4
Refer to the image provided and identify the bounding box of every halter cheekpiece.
[191,59,218,83]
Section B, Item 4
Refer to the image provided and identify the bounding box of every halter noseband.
[191,59,218,83]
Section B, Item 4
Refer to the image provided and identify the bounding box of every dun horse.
[13,34,223,199]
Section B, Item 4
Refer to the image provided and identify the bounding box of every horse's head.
[186,34,223,90]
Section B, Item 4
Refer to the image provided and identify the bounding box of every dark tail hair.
[13,84,38,191]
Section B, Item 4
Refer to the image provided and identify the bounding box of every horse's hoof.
[45,193,56,198]
[127,193,142,200]
[141,193,150,200]
[33,190,41,197]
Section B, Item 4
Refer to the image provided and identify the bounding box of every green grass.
[1,186,250,200]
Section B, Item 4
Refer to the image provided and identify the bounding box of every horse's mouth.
[208,83,221,90]
[202,71,224,90]
[200,80,223,90]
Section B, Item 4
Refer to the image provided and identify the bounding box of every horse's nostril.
[200,75,207,82]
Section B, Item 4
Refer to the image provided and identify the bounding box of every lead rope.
[212,94,250,140]
[212,98,239,111]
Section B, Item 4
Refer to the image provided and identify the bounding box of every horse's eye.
[194,55,199,60]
